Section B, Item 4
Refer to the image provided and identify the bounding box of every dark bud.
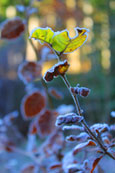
[71,86,90,97]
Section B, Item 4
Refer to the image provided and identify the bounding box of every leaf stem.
[54,51,115,160]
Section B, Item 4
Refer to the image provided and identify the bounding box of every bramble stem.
[54,51,115,160]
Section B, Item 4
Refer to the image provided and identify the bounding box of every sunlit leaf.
[30,27,89,54]
[90,156,103,173]
[18,61,42,84]
[21,89,46,120]
[54,60,69,76]
[1,17,25,39]
[30,27,54,44]
[64,28,89,53]
[52,30,70,52]
[52,28,89,53]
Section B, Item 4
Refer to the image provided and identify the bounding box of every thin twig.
[53,50,115,160]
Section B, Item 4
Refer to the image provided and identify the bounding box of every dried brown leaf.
[90,155,103,173]
[21,89,46,120]
[18,61,42,84]
[73,140,96,155]
[1,17,25,39]
[49,163,62,170]
[66,132,89,142]
[37,110,58,137]
[43,60,69,82]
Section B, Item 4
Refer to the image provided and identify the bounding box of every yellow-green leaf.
[52,28,89,53]
[29,27,89,54]
[52,30,70,52]
[30,27,54,44]
[64,28,88,53]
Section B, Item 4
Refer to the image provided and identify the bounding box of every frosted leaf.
[55,113,83,126]
[90,123,110,133]
[66,132,90,142]
[62,125,84,131]
[73,140,96,155]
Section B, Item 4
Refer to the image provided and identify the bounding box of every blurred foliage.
[0,0,115,125]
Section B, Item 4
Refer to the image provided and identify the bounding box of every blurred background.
[0,0,115,127]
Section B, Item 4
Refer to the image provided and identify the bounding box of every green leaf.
[52,28,89,53]
[29,27,89,54]
[64,28,89,53]
[30,27,54,44]
[52,30,70,52]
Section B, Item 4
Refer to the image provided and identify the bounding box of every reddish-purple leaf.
[37,110,58,137]
[43,60,69,82]
[1,17,25,39]
[21,89,46,120]
[90,155,103,173]
[18,61,42,84]
[71,86,90,97]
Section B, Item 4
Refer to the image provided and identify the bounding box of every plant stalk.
[54,51,115,160]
